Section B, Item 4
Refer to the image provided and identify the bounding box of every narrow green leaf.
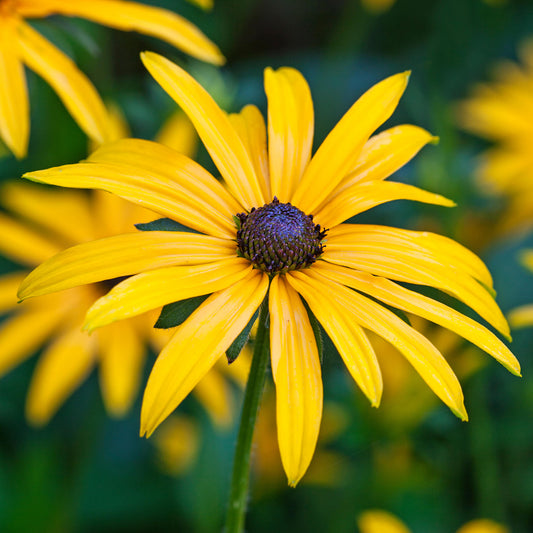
[154,295,209,329]
[136,218,199,233]
[226,308,259,364]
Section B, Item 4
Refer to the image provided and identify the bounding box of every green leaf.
[226,308,259,364]
[304,302,324,364]
[154,295,208,329]
[135,218,199,233]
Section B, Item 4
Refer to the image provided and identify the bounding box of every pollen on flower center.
[236,197,327,275]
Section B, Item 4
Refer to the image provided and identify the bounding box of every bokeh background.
[2,0,533,531]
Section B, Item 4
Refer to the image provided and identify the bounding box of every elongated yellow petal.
[0,212,62,266]
[315,181,454,229]
[16,20,112,144]
[269,276,322,486]
[324,227,508,338]
[25,327,96,426]
[97,320,145,417]
[285,272,383,406]
[508,304,533,329]
[318,125,437,207]
[24,159,236,239]
[84,257,252,330]
[291,72,410,213]
[155,111,198,157]
[0,303,64,376]
[0,19,29,158]
[265,67,314,202]
[141,270,268,436]
[18,232,236,300]
[291,270,468,420]
[229,105,271,201]
[22,0,224,65]
[141,52,264,209]
[0,272,27,313]
[2,181,96,244]
[315,262,520,376]
[193,369,234,428]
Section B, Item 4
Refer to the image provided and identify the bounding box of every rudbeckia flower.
[18,52,520,485]
[458,41,533,234]
[0,0,223,158]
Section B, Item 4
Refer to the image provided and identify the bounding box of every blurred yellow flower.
[459,41,533,235]
[19,53,519,486]
[0,0,223,158]
[358,510,509,533]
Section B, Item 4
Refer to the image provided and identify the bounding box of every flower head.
[19,52,520,485]
[0,0,223,158]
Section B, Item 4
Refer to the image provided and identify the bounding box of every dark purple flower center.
[236,198,326,275]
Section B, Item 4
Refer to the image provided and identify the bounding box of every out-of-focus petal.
[141,52,264,209]
[18,232,236,300]
[97,320,145,417]
[0,272,27,313]
[141,270,268,436]
[357,510,411,533]
[155,111,198,157]
[0,19,29,158]
[16,19,112,144]
[265,67,313,202]
[193,368,234,428]
[269,276,322,486]
[292,72,410,213]
[25,327,96,426]
[84,257,252,329]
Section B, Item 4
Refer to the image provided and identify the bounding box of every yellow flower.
[358,510,509,533]
[0,0,223,158]
[19,52,520,486]
[458,41,533,235]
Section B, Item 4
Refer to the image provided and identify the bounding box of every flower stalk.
[224,298,270,533]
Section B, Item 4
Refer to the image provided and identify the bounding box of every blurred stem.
[224,299,270,533]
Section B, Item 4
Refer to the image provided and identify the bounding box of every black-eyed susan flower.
[0,0,223,158]
[18,52,520,487]
[357,510,509,533]
[459,41,533,235]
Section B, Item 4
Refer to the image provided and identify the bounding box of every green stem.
[224,299,270,533]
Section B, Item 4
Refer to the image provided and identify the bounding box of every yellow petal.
[18,232,236,300]
[25,155,238,239]
[456,519,509,533]
[286,272,383,406]
[193,368,234,429]
[97,320,145,417]
[229,105,271,201]
[324,225,508,336]
[1,181,96,245]
[357,510,411,533]
[25,327,96,426]
[315,262,520,376]
[155,111,198,158]
[0,302,65,376]
[293,269,468,420]
[84,257,252,330]
[16,20,112,145]
[508,304,533,329]
[0,212,62,266]
[0,271,27,313]
[29,0,224,65]
[314,181,454,229]
[0,18,29,158]
[269,276,322,486]
[318,125,436,207]
[141,270,268,437]
[141,52,264,209]
[291,72,410,213]
[264,67,314,202]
